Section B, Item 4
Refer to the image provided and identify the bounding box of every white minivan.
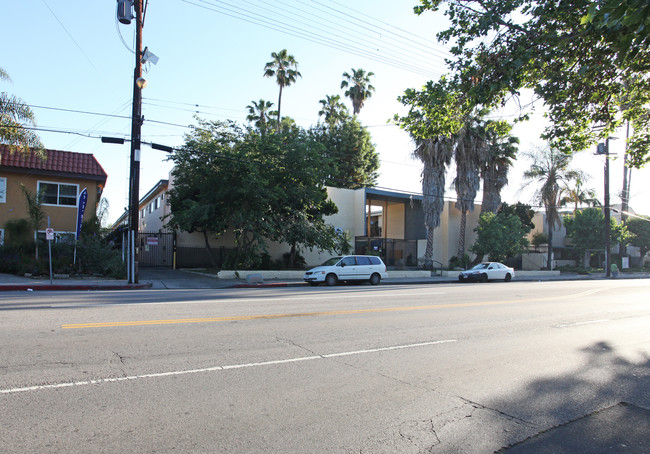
[303,255,388,286]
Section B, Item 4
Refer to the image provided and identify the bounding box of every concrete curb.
[0,283,152,291]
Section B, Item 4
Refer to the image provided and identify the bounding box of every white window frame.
[0,177,6,203]
[37,181,79,207]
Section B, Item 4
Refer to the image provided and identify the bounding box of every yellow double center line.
[61,289,604,329]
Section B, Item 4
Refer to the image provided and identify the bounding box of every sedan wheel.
[480,273,488,283]
[325,274,338,286]
[504,273,512,282]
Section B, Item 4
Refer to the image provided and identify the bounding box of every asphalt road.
[1,280,649,453]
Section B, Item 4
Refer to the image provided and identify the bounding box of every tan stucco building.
[0,146,107,244]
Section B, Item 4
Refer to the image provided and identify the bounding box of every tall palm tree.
[413,136,455,269]
[480,123,519,215]
[318,94,349,128]
[453,120,486,259]
[341,68,375,115]
[263,49,301,127]
[246,99,276,134]
[522,145,580,269]
[1,67,43,155]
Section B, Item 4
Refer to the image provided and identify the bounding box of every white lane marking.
[556,319,611,328]
[0,339,457,395]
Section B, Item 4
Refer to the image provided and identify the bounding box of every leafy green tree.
[412,0,650,166]
[314,117,379,188]
[564,207,629,269]
[167,119,342,269]
[263,49,301,127]
[522,146,579,269]
[625,215,650,264]
[318,94,349,128]
[498,202,535,233]
[246,99,276,135]
[341,68,375,115]
[582,0,650,55]
[470,211,530,263]
[1,67,43,155]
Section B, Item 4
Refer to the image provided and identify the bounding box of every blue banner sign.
[76,188,88,240]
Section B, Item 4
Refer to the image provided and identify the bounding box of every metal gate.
[137,232,174,267]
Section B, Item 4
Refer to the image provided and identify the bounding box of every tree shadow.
[491,341,650,452]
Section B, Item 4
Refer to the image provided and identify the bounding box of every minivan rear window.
[369,256,381,265]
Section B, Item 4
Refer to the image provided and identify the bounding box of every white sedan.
[458,262,515,282]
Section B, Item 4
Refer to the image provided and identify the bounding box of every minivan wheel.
[369,273,381,285]
[325,274,338,286]
[504,273,512,282]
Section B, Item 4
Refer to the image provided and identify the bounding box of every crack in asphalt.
[456,396,539,428]
[275,337,319,355]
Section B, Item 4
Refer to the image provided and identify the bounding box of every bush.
[449,254,471,270]
[282,251,306,269]
[0,231,126,278]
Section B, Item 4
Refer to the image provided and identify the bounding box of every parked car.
[458,262,515,282]
[303,255,388,286]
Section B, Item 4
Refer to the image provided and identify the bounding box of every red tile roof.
[0,145,107,180]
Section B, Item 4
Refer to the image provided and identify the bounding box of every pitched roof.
[0,145,107,181]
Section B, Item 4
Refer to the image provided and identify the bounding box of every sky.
[2,0,649,226]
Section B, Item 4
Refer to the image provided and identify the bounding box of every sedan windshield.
[471,263,489,270]
[321,257,342,266]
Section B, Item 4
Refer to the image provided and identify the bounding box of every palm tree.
[341,68,375,115]
[453,120,486,259]
[480,123,519,215]
[413,136,454,269]
[522,146,580,269]
[561,174,597,212]
[246,99,276,134]
[263,50,301,127]
[562,171,599,213]
[1,67,43,155]
[318,94,349,128]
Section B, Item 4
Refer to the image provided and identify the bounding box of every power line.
[180,0,445,79]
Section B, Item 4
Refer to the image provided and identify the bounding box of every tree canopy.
[166,119,344,269]
[413,0,650,166]
[313,116,379,189]
[625,215,650,261]
[470,211,530,263]
[564,207,629,268]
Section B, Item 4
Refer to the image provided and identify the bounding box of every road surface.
[1,279,648,452]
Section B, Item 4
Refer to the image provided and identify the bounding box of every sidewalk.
[0,268,648,291]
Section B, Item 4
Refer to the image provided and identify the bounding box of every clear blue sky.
[2,0,648,224]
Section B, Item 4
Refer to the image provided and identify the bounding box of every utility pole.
[604,138,611,278]
[127,0,144,284]
[597,138,611,277]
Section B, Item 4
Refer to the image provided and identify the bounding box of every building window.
[0,229,4,245]
[0,177,6,203]
[38,181,78,206]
